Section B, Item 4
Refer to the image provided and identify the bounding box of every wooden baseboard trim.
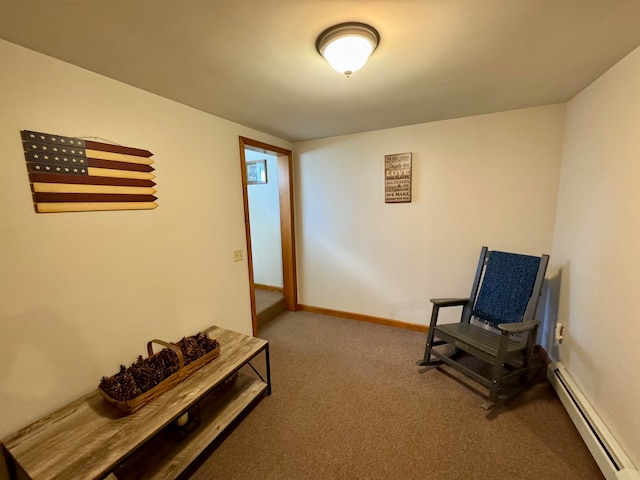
[294,305,553,360]
[254,284,284,293]
[297,304,429,333]
[535,344,552,366]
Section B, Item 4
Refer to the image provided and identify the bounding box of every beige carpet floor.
[189,310,604,480]
[254,288,284,314]
[255,288,286,327]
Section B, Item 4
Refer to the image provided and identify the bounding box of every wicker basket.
[99,338,221,414]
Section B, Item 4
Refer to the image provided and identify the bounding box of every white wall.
[552,45,640,467]
[246,150,283,287]
[0,39,291,438]
[294,104,565,325]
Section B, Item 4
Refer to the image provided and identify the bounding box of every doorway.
[239,137,297,336]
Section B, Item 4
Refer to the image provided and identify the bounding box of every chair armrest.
[497,320,540,333]
[430,298,470,307]
[427,298,470,329]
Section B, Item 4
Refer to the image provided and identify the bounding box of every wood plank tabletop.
[3,326,268,480]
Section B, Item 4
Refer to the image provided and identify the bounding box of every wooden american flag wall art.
[21,130,157,213]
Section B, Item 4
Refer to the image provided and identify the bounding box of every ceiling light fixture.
[316,22,380,77]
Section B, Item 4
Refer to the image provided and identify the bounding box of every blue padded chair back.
[472,251,541,327]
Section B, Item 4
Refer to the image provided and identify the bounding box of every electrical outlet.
[555,322,564,343]
[233,249,243,262]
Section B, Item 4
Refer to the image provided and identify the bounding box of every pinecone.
[195,332,219,353]
[101,368,141,402]
[150,348,179,377]
[129,355,160,393]
[99,331,219,403]
[176,336,206,364]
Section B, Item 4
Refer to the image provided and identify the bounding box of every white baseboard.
[548,362,638,480]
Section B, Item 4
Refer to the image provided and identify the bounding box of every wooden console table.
[2,326,270,480]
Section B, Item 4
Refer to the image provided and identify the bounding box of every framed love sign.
[384,152,412,203]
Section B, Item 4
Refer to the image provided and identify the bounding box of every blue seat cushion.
[472,251,540,327]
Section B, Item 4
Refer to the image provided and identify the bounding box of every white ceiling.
[1,0,640,142]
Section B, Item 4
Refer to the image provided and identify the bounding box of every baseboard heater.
[548,362,639,480]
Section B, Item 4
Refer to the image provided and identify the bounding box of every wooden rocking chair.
[418,246,549,408]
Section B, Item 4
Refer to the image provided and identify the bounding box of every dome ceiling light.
[316,22,380,77]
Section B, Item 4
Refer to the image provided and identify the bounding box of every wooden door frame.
[239,136,297,336]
